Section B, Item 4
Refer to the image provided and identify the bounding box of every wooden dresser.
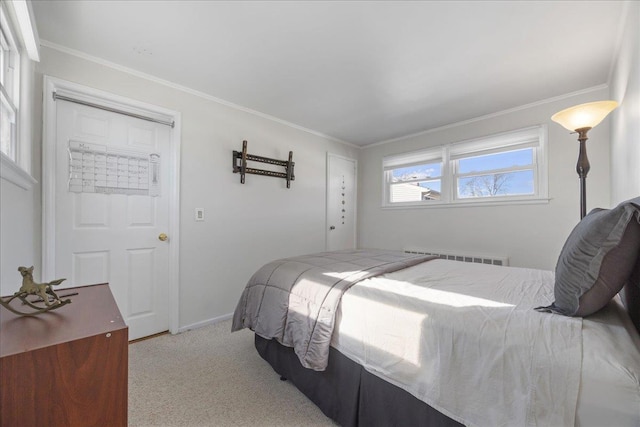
[0,283,128,427]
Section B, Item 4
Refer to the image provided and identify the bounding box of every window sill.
[382,197,551,210]
[0,152,37,190]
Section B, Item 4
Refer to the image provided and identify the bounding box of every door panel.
[75,110,109,138]
[55,100,170,340]
[127,196,155,227]
[127,248,154,315]
[74,193,110,227]
[326,154,357,251]
[71,251,110,285]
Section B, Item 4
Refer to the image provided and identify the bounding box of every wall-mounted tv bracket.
[233,140,295,188]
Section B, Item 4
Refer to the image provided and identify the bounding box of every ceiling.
[32,1,625,146]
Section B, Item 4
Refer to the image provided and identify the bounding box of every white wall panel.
[610,2,640,204]
[0,180,37,295]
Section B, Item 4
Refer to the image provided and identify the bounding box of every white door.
[53,99,171,340]
[326,154,357,251]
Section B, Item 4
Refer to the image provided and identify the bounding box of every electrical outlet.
[195,208,205,221]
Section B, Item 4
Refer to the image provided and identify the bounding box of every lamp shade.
[551,100,618,132]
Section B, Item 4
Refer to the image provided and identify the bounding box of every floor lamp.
[551,100,618,219]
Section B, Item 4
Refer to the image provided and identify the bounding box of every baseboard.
[177,312,234,333]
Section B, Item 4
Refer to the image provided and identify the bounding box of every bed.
[232,198,640,426]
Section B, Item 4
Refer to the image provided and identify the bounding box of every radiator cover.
[403,247,509,266]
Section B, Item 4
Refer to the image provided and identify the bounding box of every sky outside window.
[391,162,441,182]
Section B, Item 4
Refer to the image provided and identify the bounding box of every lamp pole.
[575,127,591,219]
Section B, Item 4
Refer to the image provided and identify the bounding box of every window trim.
[1,84,18,160]
[0,4,20,164]
[382,125,548,208]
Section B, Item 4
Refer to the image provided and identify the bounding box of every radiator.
[403,247,509,266]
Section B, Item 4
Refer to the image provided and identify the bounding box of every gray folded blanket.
[232,249,435,370]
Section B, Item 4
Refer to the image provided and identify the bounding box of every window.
[385,147,443,203]
[0,4,20,162]
[0,0,39,190]
[383,126,547,207]
[456,148,534,199]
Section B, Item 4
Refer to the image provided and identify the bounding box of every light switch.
[195,208,205,221]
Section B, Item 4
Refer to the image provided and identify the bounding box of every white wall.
[0,179,38,293]
[33,45,359,328]
[358,87,612,270]
[610,1,640,204]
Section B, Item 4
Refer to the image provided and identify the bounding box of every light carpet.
[128,319,337,426]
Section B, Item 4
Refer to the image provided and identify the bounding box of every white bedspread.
[577,296,640,426]
[332,259,583,427]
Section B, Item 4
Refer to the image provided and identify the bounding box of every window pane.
[391,162,441,182]
[0,29,8,86]
[0,25,16,100]
[457,170,534,198]
[458,148,533,174]
[1,91,15,160]
[391,180,441,203]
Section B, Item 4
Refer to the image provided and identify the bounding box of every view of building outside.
[390,162,442,202]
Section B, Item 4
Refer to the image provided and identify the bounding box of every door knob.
[158,233,168,241]
[329,226,336,230]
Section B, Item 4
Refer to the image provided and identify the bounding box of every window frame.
[0,4,20,163]
[382,125,548,208]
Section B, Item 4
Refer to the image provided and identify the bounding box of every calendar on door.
[68,140,161,196]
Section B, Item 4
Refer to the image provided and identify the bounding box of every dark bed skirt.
[255,335,462,427]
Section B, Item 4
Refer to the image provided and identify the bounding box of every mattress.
[331,259,640,426]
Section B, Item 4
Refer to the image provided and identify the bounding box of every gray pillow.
[539,197,640,317]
